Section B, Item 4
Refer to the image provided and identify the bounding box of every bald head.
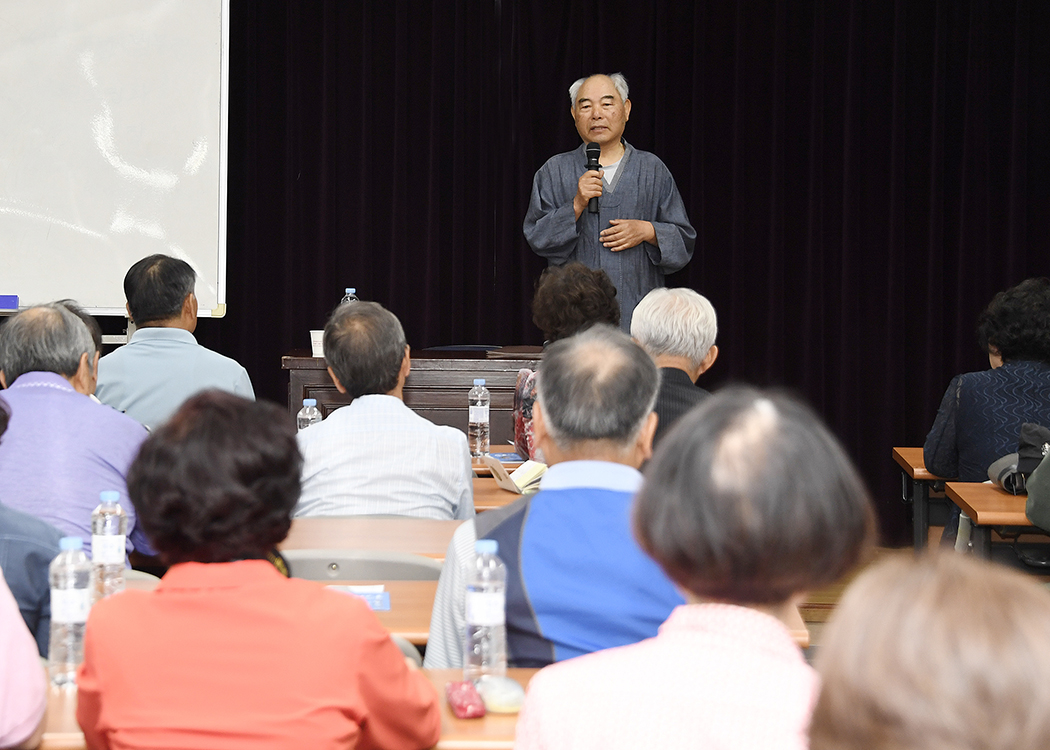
[0,303,95,385]
[536,324,659,451]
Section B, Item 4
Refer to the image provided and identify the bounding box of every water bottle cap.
[475,539,498,555]
[99,490,120,503]
[303,398,317,407]
[59,536,84,551]
[473,378,486,386]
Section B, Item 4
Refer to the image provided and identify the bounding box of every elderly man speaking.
[524,73,695,332]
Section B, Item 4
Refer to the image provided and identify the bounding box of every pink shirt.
[515,603,818,750]
[0,568,47,747]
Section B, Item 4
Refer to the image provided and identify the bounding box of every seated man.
[425,325,684,669]
[295,301,473,520]
[630,287,719,446]
[96,254,254,430]
[0,400,61,656]
[0,304,152,559]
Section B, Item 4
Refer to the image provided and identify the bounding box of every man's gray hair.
[537,324,659,449]
[569,73,630,108]
[631,288,718,370]
[323,301,408,400]
[0,303,95,385]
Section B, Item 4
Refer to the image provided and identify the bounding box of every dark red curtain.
[197,0,1049,543]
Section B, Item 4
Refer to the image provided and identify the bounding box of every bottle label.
[469,405,490,423]
[92,535,126,565]
[465,590,505,626]
[51,588,91,624]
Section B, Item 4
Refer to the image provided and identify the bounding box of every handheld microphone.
[585,142,601,214]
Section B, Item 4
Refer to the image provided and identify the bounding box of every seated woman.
[514,262,620,460]
[809,552,1050,750]
[924,277,1050,541]
[514,388,876,750]
[76,391,440,750]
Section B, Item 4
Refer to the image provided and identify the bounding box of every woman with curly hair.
[924,277,1050,543]
[75,391,440,750]
[515,263,621,459]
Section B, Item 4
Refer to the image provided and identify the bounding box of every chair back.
[282,549,443,581]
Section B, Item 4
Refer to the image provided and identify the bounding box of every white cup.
[309,330,324,358]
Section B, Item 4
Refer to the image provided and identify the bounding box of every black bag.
[987,423,1050,494]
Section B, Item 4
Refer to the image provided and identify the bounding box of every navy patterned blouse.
[924,360,1050,481]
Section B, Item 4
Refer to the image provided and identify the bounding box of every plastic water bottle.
[49,537,93,687]
[340,288,360,304]
[468,378,490,457]
[464,539,507,682]
[297,398,323,431]
[91,490,127,600]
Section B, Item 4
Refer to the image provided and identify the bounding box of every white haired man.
[631,287,718,446]
[523,73,695,332]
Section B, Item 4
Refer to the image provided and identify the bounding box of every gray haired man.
[631,287,719,446]
[424,324,683,669]
[523,73,695,331]
[0,304,152,558]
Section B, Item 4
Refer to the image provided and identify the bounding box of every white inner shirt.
[601,158,622,186]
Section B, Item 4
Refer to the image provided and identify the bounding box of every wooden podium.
[282,349,541,446]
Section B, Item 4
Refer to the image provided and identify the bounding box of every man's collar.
[7,371,76,393]
[130,328,197,344]
[539,460,643,493]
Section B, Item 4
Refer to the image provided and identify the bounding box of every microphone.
[585,142,601,214]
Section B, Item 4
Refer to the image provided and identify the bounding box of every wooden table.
[946,481,1030,557]
[424,669,537,749]
[893,447,944,550]
[280,517,463,559]
[42,669,539,750]
[471,446,524,476]
[473,477,521,512]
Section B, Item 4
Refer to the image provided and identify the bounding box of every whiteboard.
[0,0,229,316]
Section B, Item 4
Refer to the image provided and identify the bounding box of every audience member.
[631,287,719,446]
[77,391,441,750]
[0,570,47,750]
[96,254,254,430]
[924,277,1050,542]
[426,325,683,668]
[530,262,620,343]
[514,261,620,459]
[295,301,473,520]
[0,304,151,558]
[515,388,876,750]
[810,552,1050,750]
[56,299,102,359]
[0,399,61,656]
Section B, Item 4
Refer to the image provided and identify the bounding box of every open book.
[481,455,546,495]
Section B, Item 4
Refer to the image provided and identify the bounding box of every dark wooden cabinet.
[282,349,542,446]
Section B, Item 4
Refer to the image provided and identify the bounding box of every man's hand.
[573,169,604,219]
[600,219,657,252]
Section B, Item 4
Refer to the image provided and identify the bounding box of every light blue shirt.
[97,327,254,430]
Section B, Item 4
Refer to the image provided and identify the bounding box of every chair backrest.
[282,549,443,581]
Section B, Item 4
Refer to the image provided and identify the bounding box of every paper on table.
[326,585,390,611]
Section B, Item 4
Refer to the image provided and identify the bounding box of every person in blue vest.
[425,324,683,668]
